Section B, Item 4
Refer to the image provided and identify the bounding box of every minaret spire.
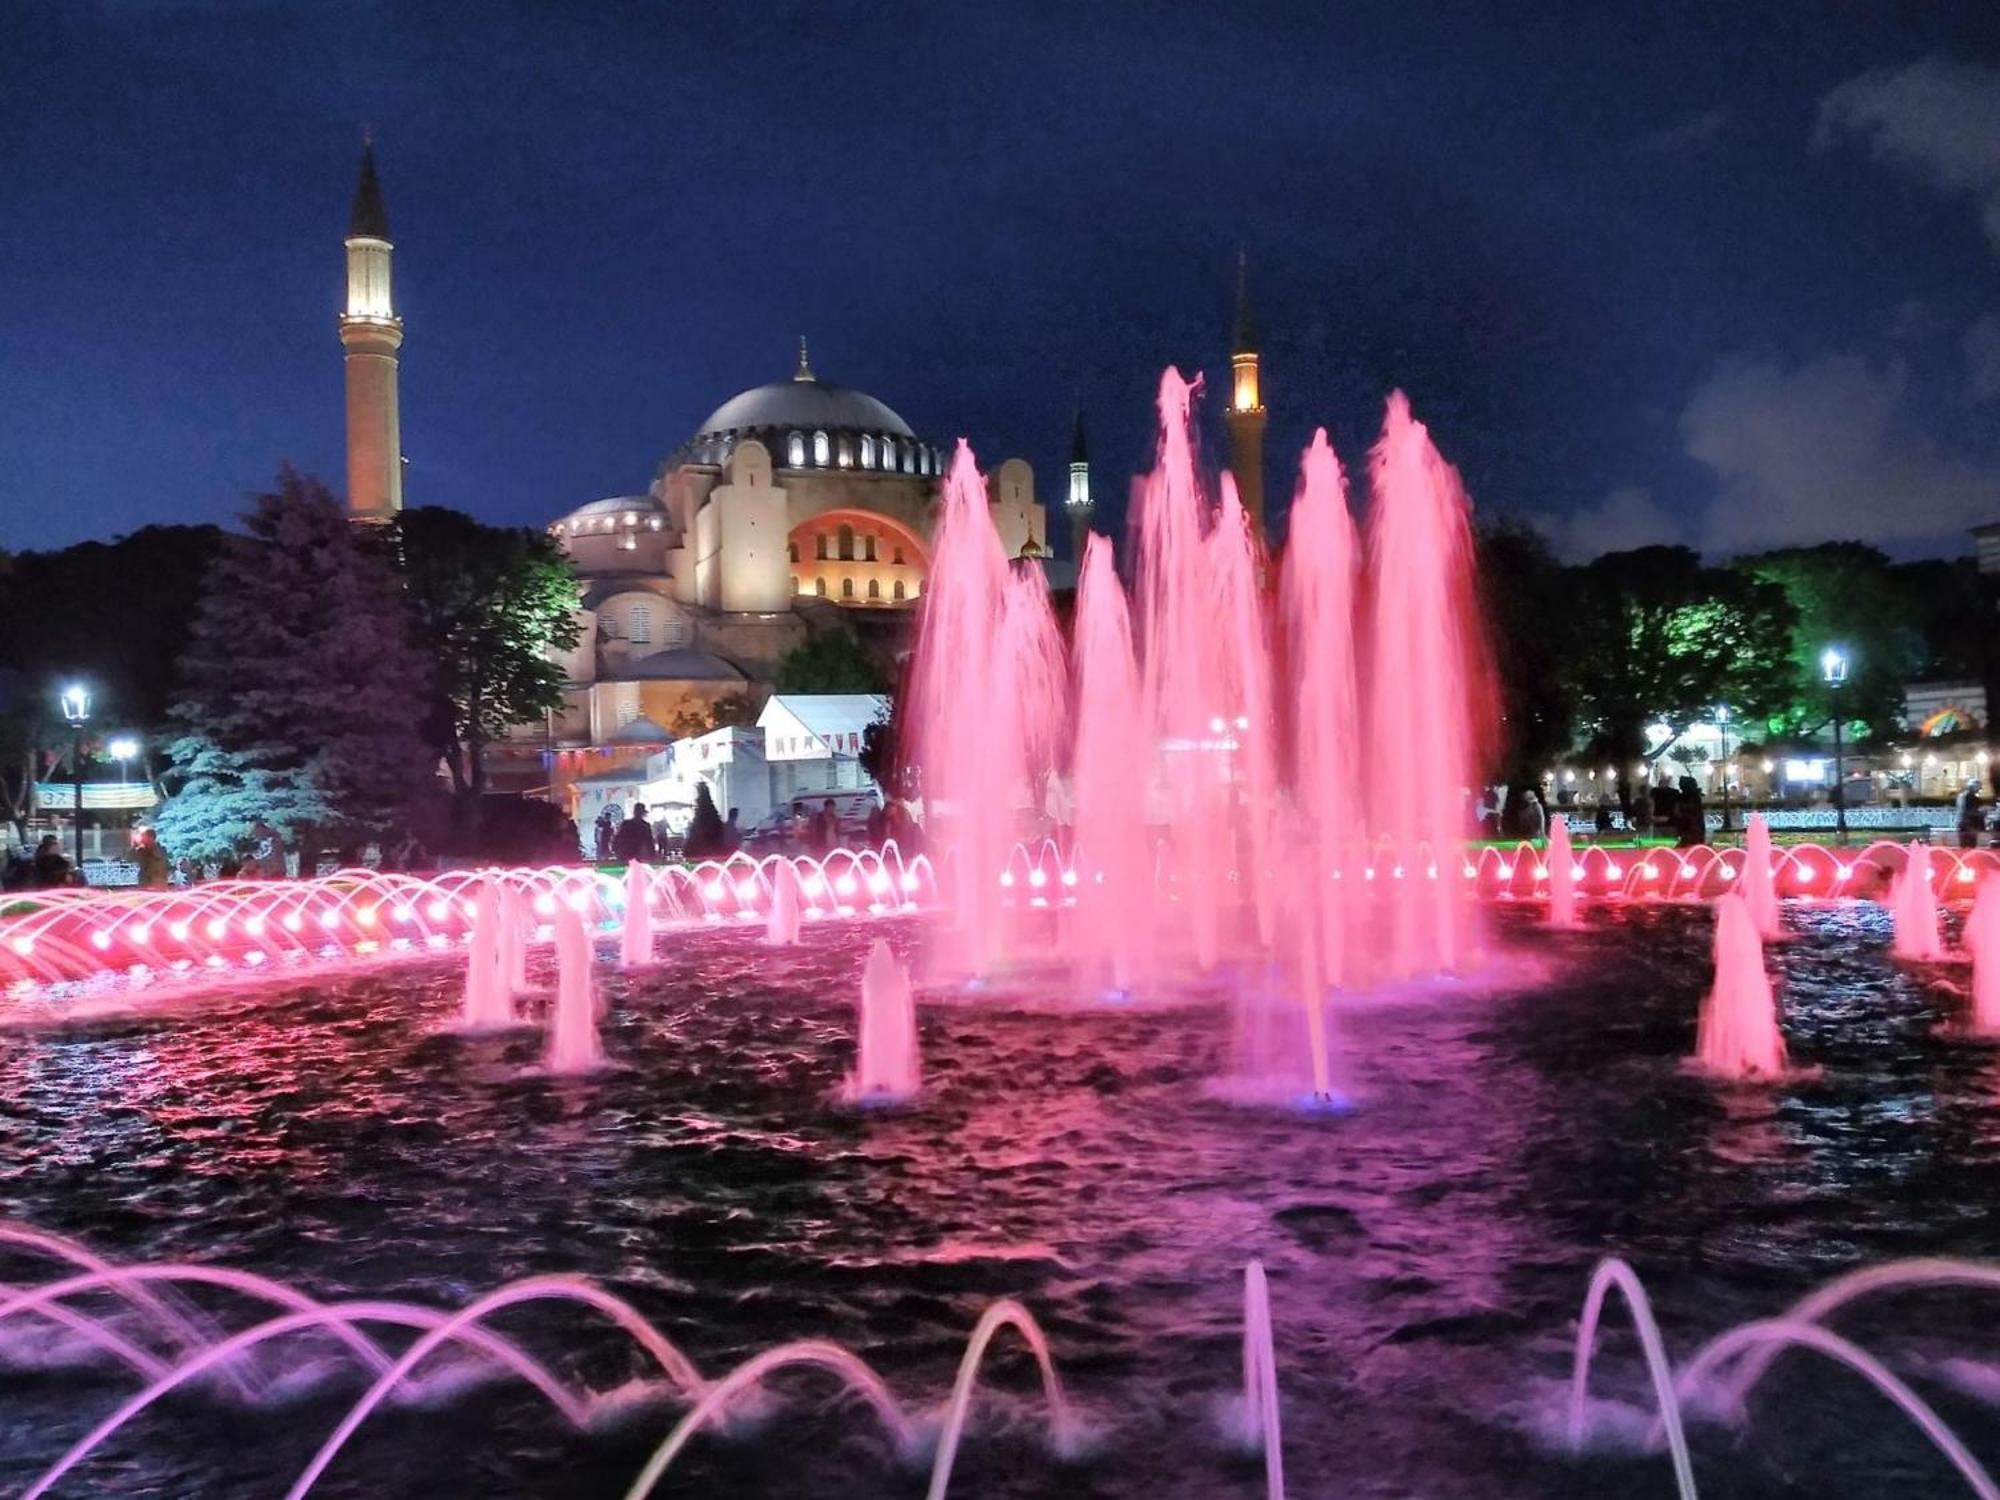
[794,335,814,382]
[1224,247,1268,540]
[339,137,404,522]
[1065,401,1094,560]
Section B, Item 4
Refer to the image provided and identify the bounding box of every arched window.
[842,577,855,599]
[859,435,874,469]
[788,432,805,467]
[838,524,855,561]
[902,446,916,474]
[813,430,830,466]
[867,577,881,600]
[892,545,905,565]
[792,576,802,595]
[863,534,877,562]
[660,617,690,648]
[837,436,852,468]
[893,579,906,601]
[628,604,653,645]
[816,534,829,561]
[787,541,799,563]
[815,577,827,597]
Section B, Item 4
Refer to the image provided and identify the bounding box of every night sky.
[4,1,1998,559]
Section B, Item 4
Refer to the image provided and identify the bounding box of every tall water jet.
[1546,817,1577,930]
[766,860,802,946]
[546,907,603,1073]
[1969,876,2000,1035]
[1070,533,1152,995]
[459,879,510,1030]
[848,939,918,1101]
[904,444,1021,977]
[1208,474,1279,947]
[1742,814,1781,940]
[1893,843,1944,962]
[1136,367,1232,969]
[499,883,529,996]
[1280,429,1362,986]
[1365,392,1490,979]
[1694,894,1787,1079]
[619,863,652,969]
[1237,1260,1284,1499]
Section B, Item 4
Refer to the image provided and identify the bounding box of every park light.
[59,683,91,726]
[1821,647,1849,686]
[107,735,139,762]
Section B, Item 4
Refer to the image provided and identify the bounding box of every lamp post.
[1715,704,1733,833]
[108,736,138,786]
[1822,647,1849,845]
[59,683,91,871]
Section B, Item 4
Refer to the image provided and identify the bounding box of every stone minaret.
[1224,249,1268,540]
[339,140,403,522]
[1065,405,1094,559]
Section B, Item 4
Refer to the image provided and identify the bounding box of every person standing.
[1957,779,1984,851]
[131,827,169,888]
[612,801,658,862]
[31,835,72,888]
[593,807,617,862]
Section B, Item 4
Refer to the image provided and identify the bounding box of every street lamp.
[108,736,139,785]
[59,683,91,872]
[1822,647,1849,844]
[1715,704,1733,833]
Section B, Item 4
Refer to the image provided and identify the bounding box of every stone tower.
[1065,405,1094,559]
[1224,248,1267,540]
[339,140,403,522]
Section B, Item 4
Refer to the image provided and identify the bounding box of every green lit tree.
[155,470,435,863]
[389,506,581,797]
[1568,546,1797,792]
[774,627,887,694]
[1732,543,1920,740]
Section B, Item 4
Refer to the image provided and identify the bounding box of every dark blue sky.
[4,1,1998,558]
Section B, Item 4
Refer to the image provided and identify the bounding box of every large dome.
[667,347,943,475]
[694,376,915,441]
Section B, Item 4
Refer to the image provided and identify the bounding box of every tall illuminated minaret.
[1224,248,1268,540]
[339,139,403,522]
[1065,405,1094,559]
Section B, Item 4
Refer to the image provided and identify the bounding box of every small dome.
[562,495,663,521]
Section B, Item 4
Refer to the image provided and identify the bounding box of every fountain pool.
[1,900,1999,1496]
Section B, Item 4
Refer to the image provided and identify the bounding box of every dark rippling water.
[2,901,2000,1497]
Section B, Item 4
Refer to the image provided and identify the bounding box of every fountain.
[500,882,530,996]
[1694,894,1786,1079]
[619,862,652,969]
[458,879,510,1030]
[846,938,918,1102]
[1545,817,1576,930]
[1892,842,1944,962]
[1741,814,1781,939]
[545,907,603,1074]
[1967,874,2000,1036]
[1234,1260,1284,1500]
[766,859,802,946]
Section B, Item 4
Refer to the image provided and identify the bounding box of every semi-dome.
[551,494,668,541]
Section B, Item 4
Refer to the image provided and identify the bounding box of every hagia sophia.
[335,145,1269,807]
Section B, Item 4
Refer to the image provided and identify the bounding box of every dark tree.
[155,471,434,862]
[774,627,888,694]
[1475,519,1576,787]
[389,506,580,797]
[683,782,725,858]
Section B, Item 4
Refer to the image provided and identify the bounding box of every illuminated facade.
[338,141,402,522]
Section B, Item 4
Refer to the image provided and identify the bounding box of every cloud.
[1682,352,2000,552]
[1817,57,2000,248]
[1967,314,2000,401]
[1534,487,1683,561]
[1635,109,1729,156]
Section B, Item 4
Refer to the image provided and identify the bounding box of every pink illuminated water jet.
[1741,815,1781,940]
[847,939,918,1102]
[1694,895,1786,1080]
[1892,843,1944,962]
[620,863,652,968]
[1967,875,2000,1035]
[1545,819,1577,930]
[546,908,603,1074]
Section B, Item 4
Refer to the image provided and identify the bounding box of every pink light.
[132,924,152,943]
[245,915,265,936]
[1462,864,1477,878]
[393,905,414,923]
[801,873,825,895]
[1533,865,1548,882]
[169,921,190,941]
[999,871,1016,888]
[427,900,448,921]
[1837,865,1854,881]
[532,894,555,916]
[205,918,227,940]
[1607,863,1623,878]
[357,906,378,928]
[244,950,266,966]
[1959,867,1975,884]
[899,871,919,893]
[563,890,589,912]
[1497,863,1514,879]
[90,931,111,951]
[1640,864,1658,880]
[7,937,28,958]
[703,880,725,902]
[835,874,858,897]
[868,872,891,893]
[1028,868,1048,888]
[1059,869,1078,888]
[283,912,303,932]
[734,881,759,903]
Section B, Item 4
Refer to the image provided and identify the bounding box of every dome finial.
[794,335,814,382]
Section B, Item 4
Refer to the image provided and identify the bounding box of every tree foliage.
[1566,545,1798,772]
[1476,519,1576,786]
[775,627,887,694]
[154,471,435,861]
[389,506,580,795]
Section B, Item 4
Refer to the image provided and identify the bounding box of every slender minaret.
[1065,405,1094,559]
[339,139,403,522]
[1224,248,1268,540]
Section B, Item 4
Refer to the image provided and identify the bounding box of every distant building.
[757,694,889,808]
